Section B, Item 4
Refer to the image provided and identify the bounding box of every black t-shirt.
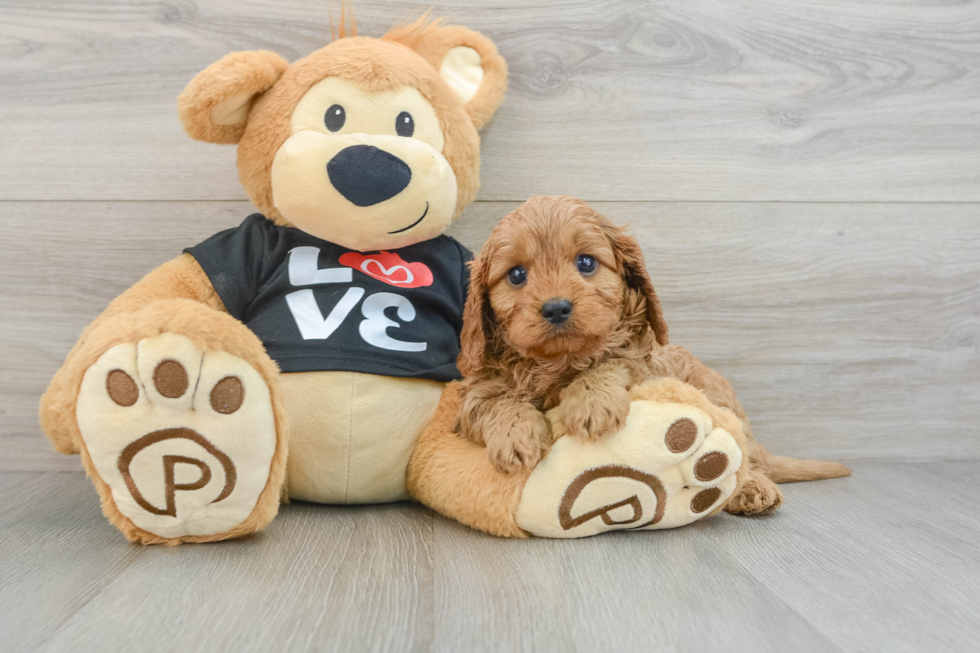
[185,214,471,382]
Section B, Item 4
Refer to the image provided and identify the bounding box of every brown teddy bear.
[39,17,804,544]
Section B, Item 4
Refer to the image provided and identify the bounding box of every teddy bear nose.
[541,298,573,325]
[327,145,412,207]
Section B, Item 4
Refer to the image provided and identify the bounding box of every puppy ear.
[458,256,495,376]
[605,225,669,346]
[177,50,288,144]
[385,18,508,130]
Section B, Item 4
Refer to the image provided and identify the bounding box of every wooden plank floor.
[1,463,977,652]
[1,1,978,651]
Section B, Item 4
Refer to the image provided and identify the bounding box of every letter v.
[286,288,365,340]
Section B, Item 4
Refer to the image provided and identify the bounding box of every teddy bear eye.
[576,254,597,275]
[507,265,527,287]
[396,111,415,137]
[324,104,346,132]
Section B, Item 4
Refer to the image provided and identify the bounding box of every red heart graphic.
[339,251,434,288]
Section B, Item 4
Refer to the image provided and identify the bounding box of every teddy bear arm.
[407,383,532,538]
[39,254,230,454]
[408,378,755,539]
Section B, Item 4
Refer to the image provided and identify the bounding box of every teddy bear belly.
[279,371,445,504]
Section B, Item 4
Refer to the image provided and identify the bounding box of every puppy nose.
[541,298,573,325]
[327,144,412,207]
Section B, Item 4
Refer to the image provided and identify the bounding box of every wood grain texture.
[722,461,980,653]
[429,517,836,652]
[2,1,977,651]
[4,200,977,470]
[1,0,979,201]
[0,472,146,652]
[37,502,436,653]
[1,463,976,652]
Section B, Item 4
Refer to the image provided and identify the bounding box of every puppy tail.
[766,455,852,484]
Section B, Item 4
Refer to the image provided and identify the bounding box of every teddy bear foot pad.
[76,333,278,540]
[516,401,742,538]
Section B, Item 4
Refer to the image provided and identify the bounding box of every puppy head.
[459,196,668,375]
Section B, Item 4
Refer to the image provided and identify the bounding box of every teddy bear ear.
[177,50,289,144]
[386,20,508,131]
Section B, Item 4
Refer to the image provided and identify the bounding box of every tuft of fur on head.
[459,196,668,400]
[382,11,446,47]
[328,0,358,40]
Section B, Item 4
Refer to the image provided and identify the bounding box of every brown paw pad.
[664,418,698,453]
[691,487,722,513]
[106,369,139,407]
[694,451,729,482]
[153,359,188,398]
[210,376,245,415]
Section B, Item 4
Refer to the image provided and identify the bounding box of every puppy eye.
[576,254,597,275]
[507,265,527,287]
[324,105,346,132]
[396,111,415,137]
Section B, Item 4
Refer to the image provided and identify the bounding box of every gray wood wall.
[2,0,978,471]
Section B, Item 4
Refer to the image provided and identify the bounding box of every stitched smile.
[388,202,429,234]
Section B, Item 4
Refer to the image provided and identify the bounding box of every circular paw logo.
[117,428,236,517]
[558,464,666,531]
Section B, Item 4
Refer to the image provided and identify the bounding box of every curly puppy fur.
[457,196,850,514]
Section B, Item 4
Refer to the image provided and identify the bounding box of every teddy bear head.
[177,17,507,251]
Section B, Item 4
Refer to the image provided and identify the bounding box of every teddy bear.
[38,16,759,544]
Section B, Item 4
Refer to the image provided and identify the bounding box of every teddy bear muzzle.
[270,130,458,252]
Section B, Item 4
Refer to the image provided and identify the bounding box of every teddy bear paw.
[75,333,279,541]
[515,401,742,538]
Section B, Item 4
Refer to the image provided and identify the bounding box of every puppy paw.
[484,409,552,474]
[556,380,631,441]
[725,474,783,515]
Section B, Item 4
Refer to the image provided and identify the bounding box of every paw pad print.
[75,333,278,539]
[517,401,743,537]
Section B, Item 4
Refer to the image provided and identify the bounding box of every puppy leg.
[659,345,847,507]
[724,441,783,514]
[659,346,785,512]
[457,382,552,473]
[482,399,552,473]
[555,360,633,441]
[725,474,784,515]
[658,345,749,424]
